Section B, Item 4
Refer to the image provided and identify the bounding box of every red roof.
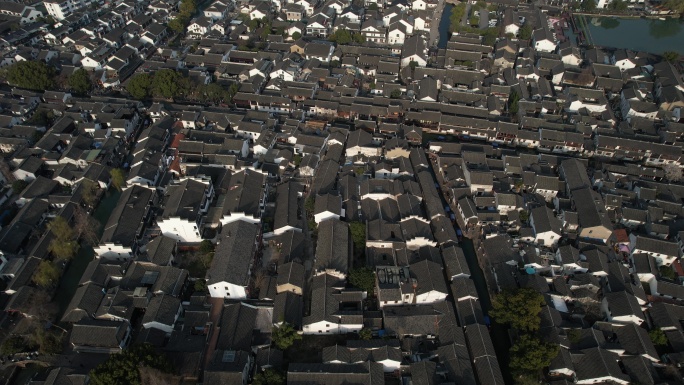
[169,133,186,149]
[613,229,629,244]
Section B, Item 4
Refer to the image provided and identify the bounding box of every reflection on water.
[600,18,620,29]
[649,18,682,38]
[584,16,684,54]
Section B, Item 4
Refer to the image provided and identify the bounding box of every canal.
[438,3,454,49]
[578,16,684,55]
[54,189,122,322]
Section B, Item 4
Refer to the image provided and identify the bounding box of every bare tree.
[664,163,683,182]
[73,206,100,245]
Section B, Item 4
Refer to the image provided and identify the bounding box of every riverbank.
[574,11,681,19]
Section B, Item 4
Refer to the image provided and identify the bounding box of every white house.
[206,221,261,299]
[141,295,182,334]
[158,179,214,243]
[302,273,364,334]
[529,206,563,248]
[630,234,680,266]
[313,193,342,224]
[94,185,154,261]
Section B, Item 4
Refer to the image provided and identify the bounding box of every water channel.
[579,16,684,55]
[438,3,454,49]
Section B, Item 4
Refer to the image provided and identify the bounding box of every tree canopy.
[509,335,559,375]
[126,73,152,100]
[359,328,373,340]
[348,267,375,294]
[663,0,684,13]
[349,221,366,253]
[69,68,92,95]
[328,29,365,44]
[152,69,190,99]
[649,328,669,346]
[110,168,126,191]
[450,3,467,32]
[33,260,60,289]
[580,0,596,12]
[6,61,55,90]
[663,51,681,63]
[519,23,533,40]
[48,216,78,261]
[490,288,545,332]
[12,180,28,194]
[580,0,597,11]
[252,368,285,385]
[272,322,302,350]
[90,344,173,385]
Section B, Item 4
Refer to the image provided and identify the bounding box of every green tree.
[272,322,302,350]
[663,0,684,12]
[509,335,559,375]
[304,196,315,216]
[194,279,207,292]
[152,69,189,99]
[349,221,366,252]
[6,61,55,90]
[12,180,28,194]
[481,27,499,46]
[293,154,302,167]
[580,0,597,11]
[649,328,669,346]
[450,2,467,32]
[1,335,29,355]
[292,31,302,40]
[663,50,680,63]
[252,368,285,385]
[409,60,419,72]
[126,73,152,99]
[359,328,373,340]
[368,2,378,10]
[660,265,676,280]
[390,89,402,99]
[608,0,628,11]
[469,16,479,26]
[329,29,353,44]
[80,179,99,208]
[199,240,215,255]
[33,260,60,289]
[348,267,375,293]
[34,328,64,354]
[110,168,125,191]
[90,344,173,385]
[68,68,92,95]
[179,0,196,17]
[508,90,521,115]
[519,23,533,40]
[168,16,187,34]
[48,216,78,261]
[490,288,545,332]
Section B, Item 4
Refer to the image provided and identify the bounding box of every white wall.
[208,281,248,299]
[159,217,203,243]
[94,243,134,261]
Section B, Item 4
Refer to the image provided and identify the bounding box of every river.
[438,3,454,49]
[579,16,684,55]
[54,189,122,322]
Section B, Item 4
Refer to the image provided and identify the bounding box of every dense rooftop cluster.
[0,0,684,382]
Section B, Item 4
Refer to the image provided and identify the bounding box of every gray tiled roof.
[207,221,259,287]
